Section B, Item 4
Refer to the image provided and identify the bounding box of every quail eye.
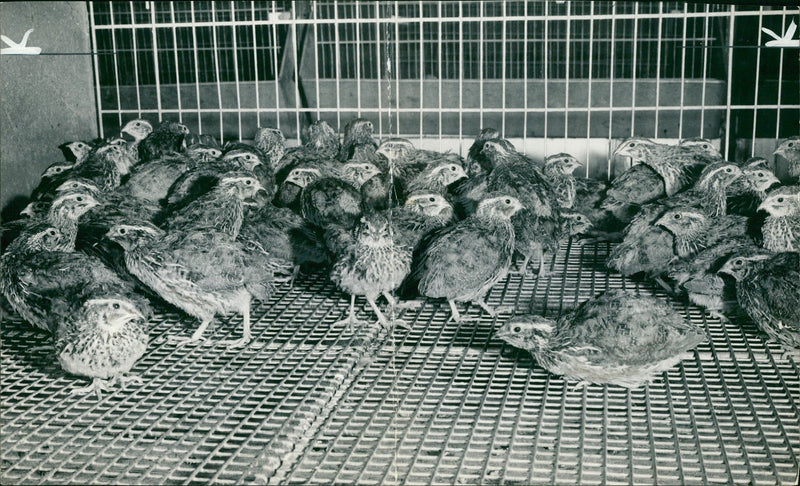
[789,142,795,147]
[134,122,140,126]
[513,326,522,333]
[576,216,582,221]
[112,303,120,310]
[76,196,83,202]
[505,198,512,205]
[48,230,57,236]
[450,166,456,171]
[119,228,127,235]
[245,180,252,185]
[703,144,709,149]
[673,213,682,220]
[777,197,784,203]
[734,259,743,267]
[757,172,764,177]
[725,167,732,173]
[429,197,436,202]
[629,142,636,148]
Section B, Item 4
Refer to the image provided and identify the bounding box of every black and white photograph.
[1,1,798,484]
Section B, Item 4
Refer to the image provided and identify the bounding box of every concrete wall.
[1,2,97,219]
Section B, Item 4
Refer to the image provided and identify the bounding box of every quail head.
[120,118,154,144]
[495,289,707,389]
[466,128,501,177]
[773,136,800,180]
[409,194,523,322]
[339,118,376,161]
[63,141,93,164]
[56,296,149,397]
[138,120,190,163]
[655,207,749,260]
[406,161,468,196]
[757,185,799,252]
[253,127,287,167]
[719,251,800,357]
[543,153,583,209]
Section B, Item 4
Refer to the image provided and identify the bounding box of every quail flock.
[2,118,798,395]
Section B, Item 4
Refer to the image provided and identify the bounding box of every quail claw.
[221,336,253,349]
[167,334,209,346]
[29,344,54,354]
[116,374,144,389]
[71,377,113,398]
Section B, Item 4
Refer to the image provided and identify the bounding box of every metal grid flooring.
[2,242,799,485]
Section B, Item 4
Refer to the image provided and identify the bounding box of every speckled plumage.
[338,118,377,162]
[720,252,800,355]
[56,297,149,396]
[758,186,800,252]
[409,195,523,321]
[773,136,800,179]
[495,289,707,389]
[138,121,189,163]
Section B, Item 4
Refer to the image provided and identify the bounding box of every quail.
[495,289,707,389]
[137,120,189,163]
[758,185,799,252]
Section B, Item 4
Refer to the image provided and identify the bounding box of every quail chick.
[107,224,265,347]
[655,207,750,263]
[449,138,516,218]
[56,296,149,397]
[390,193,456,251]
[466,128,501,178]
[558,211,594,241]
[773,136,800,181]
[62,140,93,164]
[542,153,583,209]
[719,251,800,358]
[221,143,276,197]
[408,194,523,322]
[495,289,707,389]
[613,137,720,196]
[71,143,132,191]
[138,120,189,163]
[30,161,76,202]
[758,185,800,252]
[338,118,377,162]
[405,160,468,196]
[253,127,287,168]
[275,119,340,175]
[726,163,780,217]
[301,173,364,230]
[481,140,562,275]
[162,171,268,238]
[329,213,412,330]
[376,138,464,199]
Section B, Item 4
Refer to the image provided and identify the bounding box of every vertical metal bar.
[654,2,663,139]
[270,1,281,130]
[88,2,105,138]
[149,3,163,121]
[375,1,383,137]
[630,2,638,137]
[355,0,362,118]
[699,4,710,138]
[607,1,616,179]
[169,2,183,124]
[210,2,224,142]
[500,0,507,137]
[394,3,401,135]
[333,0,342,130]
[564,2,570,147]
[773,9,786,145]
[437,0,443,152]
[290,2,302,142]
[585,1,594,175]
[522,0,528,148]
[678,3,688,140]
[458,1,463,145]
[478,2,484,130]
[230,1,243,140]
[723,5,735,160]
[312,2,321,120]
[129,2,143,118]
[108,2,124,130]
[419,0,425,145]
[190,2,203,134]
[250,1,262,128]
[751,7,764,156]
[544,2,549,153]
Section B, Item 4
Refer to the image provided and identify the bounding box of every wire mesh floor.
[2,241,799,485]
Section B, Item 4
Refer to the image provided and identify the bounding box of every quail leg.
[474,299,497,318]
[509,254,531,275]
[222,302,253,349]
[537,250,547,276]
[380,292,409,330]
[653,277,674,294]
[333,295,370,332]
[169,319,212,346]
[115,373,144,389]
[707,310,729,323]
[446,300,465,323]
[71,377,114,398]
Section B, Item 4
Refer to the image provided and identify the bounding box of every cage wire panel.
[2,1,800,485]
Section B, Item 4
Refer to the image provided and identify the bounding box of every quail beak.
[773,147,783,157]
[109,307,146,327]
[756,201,772,213]
[375,146,391,160]
[493,327,513,341]
[246,188,270,207]
[120,131,136,143]
[20,203,37,218]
